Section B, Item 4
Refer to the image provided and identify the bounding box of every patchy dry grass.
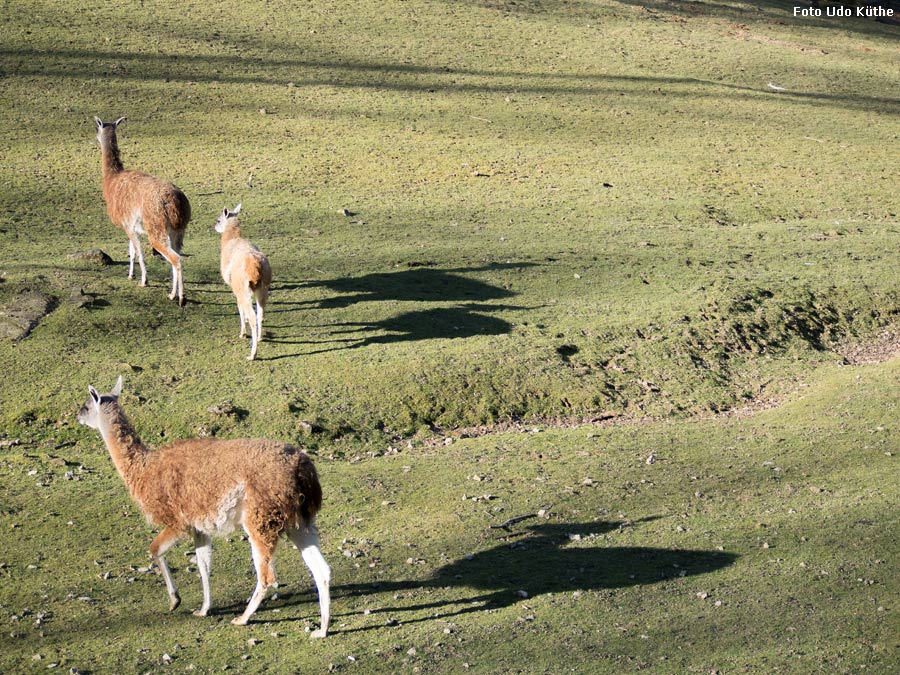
[1,0,899,672]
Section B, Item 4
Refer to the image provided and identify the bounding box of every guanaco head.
[214,203,242,234]
[78,376,124,430]
[93,116,127,145]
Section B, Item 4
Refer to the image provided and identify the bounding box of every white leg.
[288,522,331,638]
[136,242,148,286]
[231,538,274,625]
[150,527,183,611]
[127,240,136,280]
[166,256,183,304]
[193,532,213,617]
[248,306,259,361]
[238,305,247,338]
[256,300,264,342]
[170,262,178,300]
[242,290,258,360]
[177,261,184,305]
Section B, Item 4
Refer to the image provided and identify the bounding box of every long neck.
[97,403,150,494]
[220,223,242,252]
[100,133,124,177]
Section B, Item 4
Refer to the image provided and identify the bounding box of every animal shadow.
[331,520,738,630]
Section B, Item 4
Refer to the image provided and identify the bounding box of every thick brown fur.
[96,117,190,305]
[103,406,321,542]
[77,380,330,634]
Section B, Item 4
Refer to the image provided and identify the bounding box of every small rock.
[645,452,656,465]
[207,402,237,417]
[406,647,417,656]
[67,249,112,266]
[247,638,260,647]
[66,287,96,308]
[515,590,529,599]
[161,654,173,664]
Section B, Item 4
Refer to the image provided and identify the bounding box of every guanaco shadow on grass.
[259,264,530,359]
[262,306,519,359]
[277,263,533,308]
[263,520,738,631]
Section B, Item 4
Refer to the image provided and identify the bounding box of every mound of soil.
[0,290,56,341]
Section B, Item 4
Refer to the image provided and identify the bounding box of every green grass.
[1,0,899,672]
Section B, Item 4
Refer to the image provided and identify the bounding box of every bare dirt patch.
[835,325,900,365]
[0,289,56,341]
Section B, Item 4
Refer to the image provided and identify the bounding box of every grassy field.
[1,0,899,672]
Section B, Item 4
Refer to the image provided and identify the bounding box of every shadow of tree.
[1,44,896,115]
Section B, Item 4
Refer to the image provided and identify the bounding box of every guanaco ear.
[113,116,127,127]
[233,203,242,215]
[111,376,123,398]
[89,386,101,405]
[94,116,103,129]
[222,207,229,218]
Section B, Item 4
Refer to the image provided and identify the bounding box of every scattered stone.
[207,402,237,417]
[67,249,113,266]
[161,653,173,664]
[247,638,260,647]
[645,452,656,465]
[515,590,529,599]
[406,647,417,656]
[0,438,21,448]
[66,287,96,308]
